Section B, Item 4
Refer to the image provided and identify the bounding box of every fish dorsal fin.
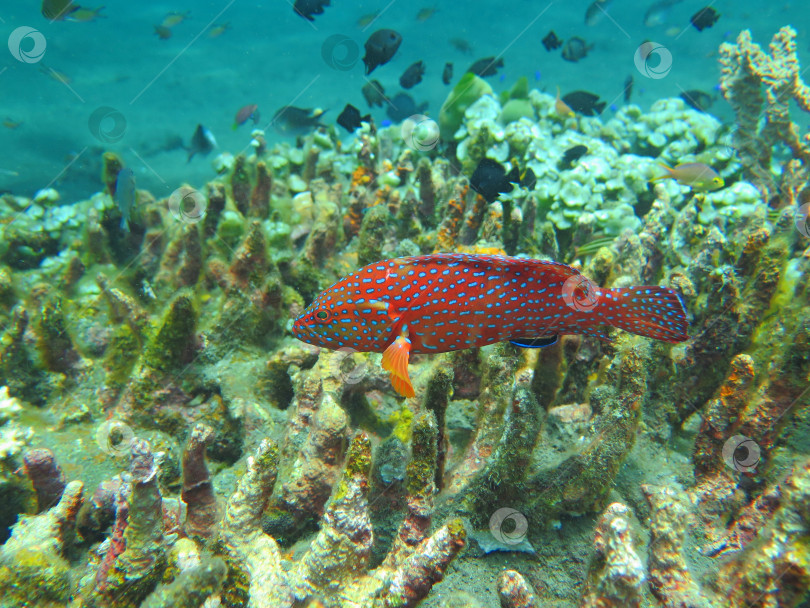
[510,335,558,348]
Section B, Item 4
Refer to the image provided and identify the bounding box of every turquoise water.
[1,1,806,200]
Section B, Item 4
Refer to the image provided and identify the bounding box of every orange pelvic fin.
[381,325,414,398]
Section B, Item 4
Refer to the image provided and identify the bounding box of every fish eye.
[314,310,330,322]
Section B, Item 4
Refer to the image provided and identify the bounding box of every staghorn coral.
[498,570,540,608]
[580,502,644,608]
[0,480,83,606]
[23,448,67,512]
[181,424,220,541]
[719,26,810,204]
[220,428,464,608]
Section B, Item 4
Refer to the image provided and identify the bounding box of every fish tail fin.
[602,286,688,343]
[650,163,674,182]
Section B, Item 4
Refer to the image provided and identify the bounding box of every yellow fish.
[651,162,724,191]
[416,6,438,21]
[357,11,380,27]
[555,86,575,118]
[66,5,105,21]
[161,10,190,28]
[208,22,231,38]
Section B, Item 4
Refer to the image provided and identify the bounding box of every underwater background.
[1,0,810,606]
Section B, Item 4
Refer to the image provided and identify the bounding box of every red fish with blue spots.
[292,254,688,398]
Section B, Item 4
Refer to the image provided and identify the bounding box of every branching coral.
[220,423,464,608]
[719,26,810,204]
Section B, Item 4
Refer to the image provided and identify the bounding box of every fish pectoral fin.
[381,330,414,398]
[510,335,558,348]
[367,299,401,322]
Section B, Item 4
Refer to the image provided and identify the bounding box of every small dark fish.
[449,37,473,55]
[561,91,606,116]
[679,89,713,112]
[559,145,588,170]
[467,56,504,78]
[400,60,426,89]
[114,168,136,231]
[623,75,634,103]
[41,0,79,20]
[154,25,172,40]
[470,158,520,203]
[337,104,370,133]
[442,62,453,85]
[363,29,402,75]
[188,124,216,162]
[520,167,537,191]
[542,30,562,51]
[386,93,426,123]
[362,80,388,108]
[690,6,719,31]
[561,37,592,62]
[273,106,326,136]
[585,0,613,26]
[293,0,330,22]
[644,0,684,27]
[233,104,260,129]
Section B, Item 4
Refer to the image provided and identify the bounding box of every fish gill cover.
[0,2,809,607]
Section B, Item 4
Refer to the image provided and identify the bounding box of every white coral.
[0,386,32,460]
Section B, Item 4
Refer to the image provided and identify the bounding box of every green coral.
[143,292,197,372]
[35,296,77,374]
[405,412,438,497]
[356,205,390,267]
[438,72,493,140]
[140,557,226,608]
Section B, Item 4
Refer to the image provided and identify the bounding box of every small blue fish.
[114,168,136,231]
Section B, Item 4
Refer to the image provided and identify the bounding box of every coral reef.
[0,26,809,608]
